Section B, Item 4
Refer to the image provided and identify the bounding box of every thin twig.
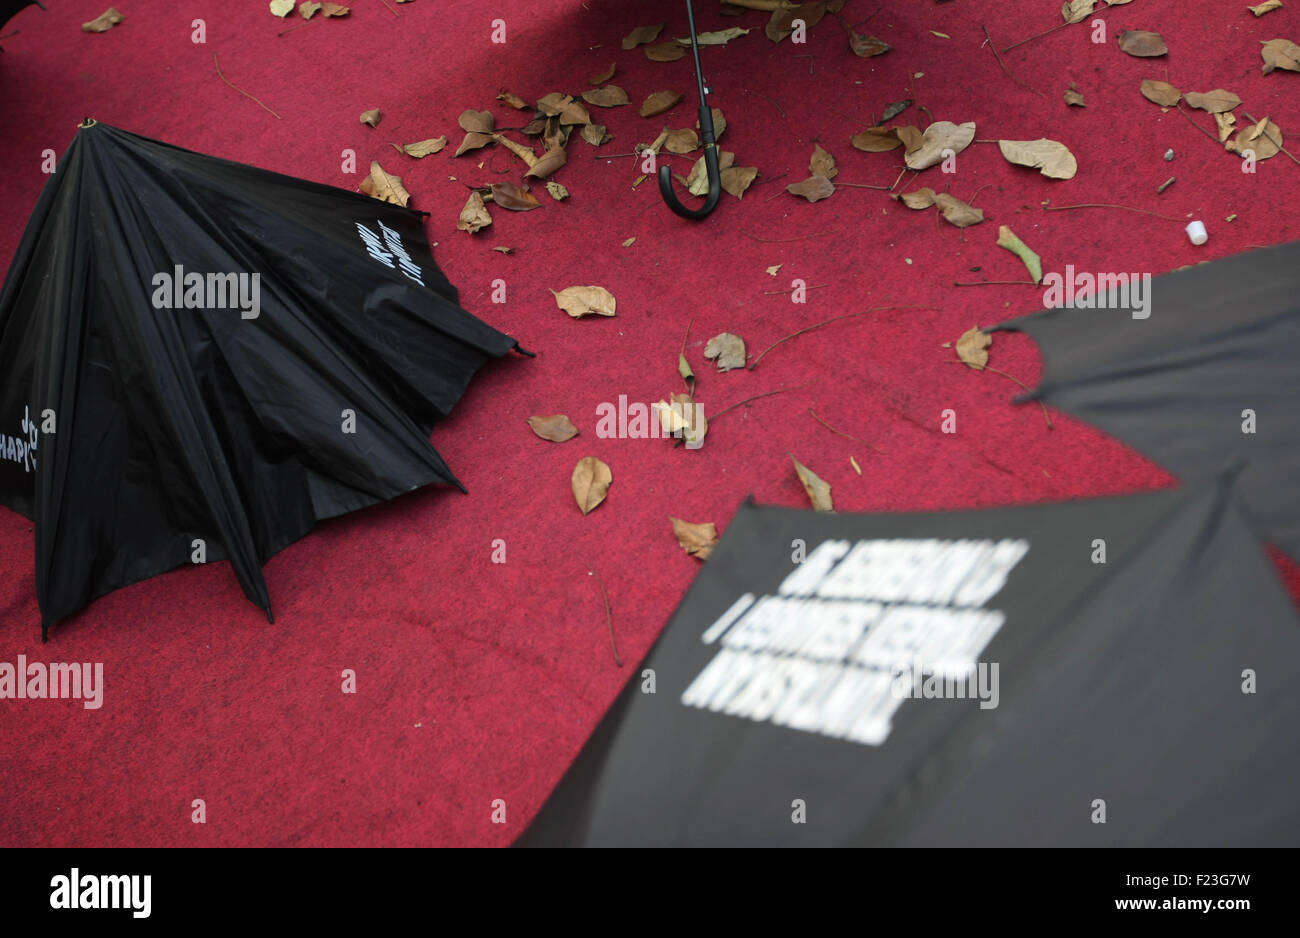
[889,165,909,192]
[809,409,883,453]
[1174,104,1224,146]
[587,567,622,667]
[763,283,828,295]
[749,306,936,370]
[742,230,831,244]
[1042,202,1184,222]
[710,383,812,421]
[751,90,786,119]
[1242,112,1300,166]
[379,0,400,15]
[966,183,992,206]
[1002,20,1071,54]
[982,24,1043,97]
[836,182,893,190]
[953,361,1054,428]
[213,53,281,119]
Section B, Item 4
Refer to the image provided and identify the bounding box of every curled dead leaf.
[688,150,735,195]
[640,90,685,118]
[571,457,612,515]
[524,146,567,180]
[956,327,991,369]
[359,108,382,127]
[488,182,542,211]
[1260,38,1300,74]
[895,187,937,209]
[787,176,836,202]
[581,124,612,146]
[851,125,902,152]
[1118,30,1167,57]
[670,517,719,560]
[536,92,573,116]
[455,132,495,157]
[400,136,448,158]
[905,121,976,170]
[810,144,837,179]
[665,128,700,154]
[590,62,616,85]
[998,138,1078,180]
[458,109,495,134]
[82,7,124,31]
[850,33,891,57]
[546,181,569,201]
[1140,78,1181,106]
[457,191,492,233]
[720,166,758,199]
[704,333,746,371]
[933,192,984,228]
[496,91,530,110]
[527,414,579,442]
[646,41,687,62]
[792,457,833,512]
[552,285,616,318]
[1060,0,1095,24]
[1183,89,1242,113]
[360,162,410,207]
[623,23,664,49]
[582,85,630,108]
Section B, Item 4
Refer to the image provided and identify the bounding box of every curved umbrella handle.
[659,114,721,220]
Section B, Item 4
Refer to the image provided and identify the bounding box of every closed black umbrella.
[0,121,528,638]
[521,474,1300,846]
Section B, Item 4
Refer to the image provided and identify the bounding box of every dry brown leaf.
[359,108,382,127]
[622,23,664,49]
[82,7,124,31]
[1118,30,1167,57]
[270,0,294,16]
[581,124,612,146]
[956,327,991,369]
[1249,1,1284,16]
[1140,79,1182,106]
[582,85,630,108]
[546,181,569,201]
[850,33,892,57]
[496,91,529,110]
[590,62,616,85]
[400,136,448,158]
[1215,111,1237,142]
[299,1,322,17]
[665,128,700,154]
[792,457,833,512]
[704,333,746,371]
[455,132,494,157]
[520,119,548,136]
[787,176,836,202]
[896,125,925,153]
[767,3,826,43]
[896,187,937,209]
[559,100,592,126]
[720,166,758,198]
[1261,38,1300,74]
[457,191,492,233]
[1061,0,1096,24]
[493,246,514,255]
[810,144,838,179]
[670,517,719,560]
[1228,116,1283,160]
[646,41,687,62]
[360,162,410,206]
[1064,83,1086,107]
[536,92,573,116]
[571,457,612,515]
[640,90,685,118]
[1184,89,1242,113]
[320,2,350,15]
[458,109,494,134]
[998,138,1078,179]
[524,146,567,180]
[905,121,976,170]
[527,415,579,443]
[851,125,902,152]
[933,192,985,227]
[552,285,616,318]
[488,182,542,211]
[677,27,750,46]
[493,134,538,166]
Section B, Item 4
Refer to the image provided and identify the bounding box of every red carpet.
[1,0,1297,846]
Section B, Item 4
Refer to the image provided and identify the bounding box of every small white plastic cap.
[1186,220,1208,245]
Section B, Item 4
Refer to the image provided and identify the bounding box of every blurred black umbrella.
[990,240,1300,557]
[521,474,1300,846]
[0,121,527,638]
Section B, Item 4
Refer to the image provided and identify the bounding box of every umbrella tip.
[264,606,274,625]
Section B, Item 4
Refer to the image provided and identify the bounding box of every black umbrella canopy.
[1,0,42,31]
[521,474,1300,846]
[990,239,1300,558]
[0,121,526,638]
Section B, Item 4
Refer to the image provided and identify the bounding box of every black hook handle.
[659,106,721,220]
[658,0,721,220]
